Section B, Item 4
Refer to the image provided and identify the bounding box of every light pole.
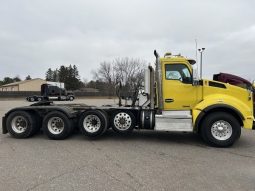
[198,48,205,79]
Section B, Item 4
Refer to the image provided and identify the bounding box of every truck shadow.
[78,130,252,149]
[101,130,207,147]
[27,129,205,147]
[2,129,251,149]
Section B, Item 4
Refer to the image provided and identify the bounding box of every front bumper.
[2,116,7,134]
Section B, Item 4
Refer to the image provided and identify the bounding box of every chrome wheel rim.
[83,115,101,133]
[30,98,34,102]
[47,117,64,135]
[211,120,232,141]
[114,112,132,131]
[11,116,28,133]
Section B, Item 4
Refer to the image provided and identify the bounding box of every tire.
[6,111,37,138]
[200,112,241,147]
[99,110,109,134]
[42,111,73,140]
[33,113,42,134]
[30,97,35,102]
[78,110,108,138]
[111,110,135,134]
[69,96,74,101]
[37,97,42,102]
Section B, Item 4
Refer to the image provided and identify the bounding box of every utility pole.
[198,48,205,79]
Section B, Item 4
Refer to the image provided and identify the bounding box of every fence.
[0,91,115,98]
[0,91,40,98]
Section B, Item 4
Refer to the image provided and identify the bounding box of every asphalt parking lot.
[0,99,255,191]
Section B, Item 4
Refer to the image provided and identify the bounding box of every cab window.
[165,64,192,83]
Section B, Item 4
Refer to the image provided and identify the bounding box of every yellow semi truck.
[2,50,254,147]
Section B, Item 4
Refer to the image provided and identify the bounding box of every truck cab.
[41,84,75,101]
[150,51,254,146]
[161,54,200,110]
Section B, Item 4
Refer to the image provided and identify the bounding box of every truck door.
[163,63,198,110]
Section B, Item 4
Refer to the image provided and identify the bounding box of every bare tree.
[114,58,145,83]
[93,61,115,84]
[114,58,145,103]
[93,58,146,104]
[93,61,116,97]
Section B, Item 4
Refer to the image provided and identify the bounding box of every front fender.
[192,94,254,130]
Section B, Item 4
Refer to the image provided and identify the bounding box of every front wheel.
[200,112,241,147]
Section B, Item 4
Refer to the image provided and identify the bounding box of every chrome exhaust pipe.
[154,50,163,114]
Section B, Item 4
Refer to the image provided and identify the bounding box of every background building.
[0,78,46,91]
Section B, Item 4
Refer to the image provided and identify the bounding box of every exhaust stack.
[154,50,163,114]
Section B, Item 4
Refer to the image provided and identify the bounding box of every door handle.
[165,98,174,103]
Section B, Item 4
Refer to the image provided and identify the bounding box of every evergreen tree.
[44,65,82,90]
[73,65,79,79]
[13,76,21,82]
[25,75,32,80]
[53,69,58,81]
[45,68,54,81]
[3,77,14,84]
[59,65,68,82]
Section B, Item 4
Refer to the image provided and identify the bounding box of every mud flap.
[2,116,7,134]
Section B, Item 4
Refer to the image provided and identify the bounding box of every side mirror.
[192,79,200,86]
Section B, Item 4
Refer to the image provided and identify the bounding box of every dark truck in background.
[213,73,254,90]
[26,84,75,102]
[213,72,255,106]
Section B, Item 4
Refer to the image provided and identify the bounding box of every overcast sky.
[0,0,255,82]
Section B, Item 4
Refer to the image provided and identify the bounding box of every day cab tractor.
[2,50,254,147]
[26,83,75,102]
